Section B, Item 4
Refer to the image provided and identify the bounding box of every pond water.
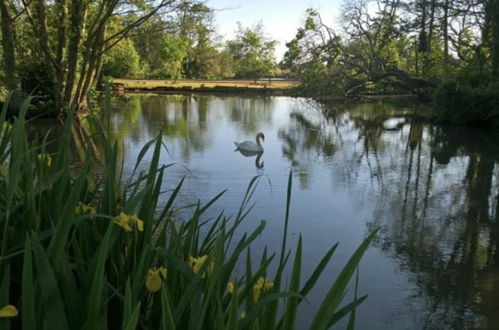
[73,94,499,329]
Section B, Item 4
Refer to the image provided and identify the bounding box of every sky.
[207,0,342,60]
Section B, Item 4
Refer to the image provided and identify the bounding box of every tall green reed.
[0,92,378,329]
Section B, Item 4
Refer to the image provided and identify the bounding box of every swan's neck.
[256,136,262,147]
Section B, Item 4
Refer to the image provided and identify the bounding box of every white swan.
[234,132,265,152]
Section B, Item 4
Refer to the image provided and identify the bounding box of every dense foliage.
[280,0,499,124]
[0,0,279,114]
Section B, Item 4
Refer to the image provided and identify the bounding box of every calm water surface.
[86,94,499,329]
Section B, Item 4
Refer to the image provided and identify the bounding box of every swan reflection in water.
[235,148,264,169]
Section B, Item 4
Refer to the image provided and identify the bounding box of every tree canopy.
[225,23,278,80]
[282,0,499,97]
[0,0,280,114]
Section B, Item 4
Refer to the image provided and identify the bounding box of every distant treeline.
[1,0,499,123]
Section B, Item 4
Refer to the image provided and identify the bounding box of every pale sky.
[207,0,342,60]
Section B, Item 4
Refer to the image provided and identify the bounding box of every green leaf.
[160,286,176,330]
[22,238,36,330]
[31,233,70,330]
[281,235,302,330]
[309,228,379,330]
[124,301,141,330]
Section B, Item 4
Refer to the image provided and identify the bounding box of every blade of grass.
[22,238,36,330]
[309,228,379,330]
[160,286,176,330]
[281,235,302,330]
[31,233,70,330]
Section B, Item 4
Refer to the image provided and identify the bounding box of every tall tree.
[0,0,19,98]
[490,0,499,79]
[225,23,277,80]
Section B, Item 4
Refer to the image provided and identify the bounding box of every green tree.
[102,38,142,78]
[226,23,277,80]
[157,36,187,79]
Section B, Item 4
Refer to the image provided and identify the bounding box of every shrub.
[433,79,499,126]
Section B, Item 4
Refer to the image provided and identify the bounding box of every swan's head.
[256,132,265,142]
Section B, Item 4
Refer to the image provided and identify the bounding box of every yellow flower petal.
[264,279,274,292]
[227,282,234,294]
[253,284,262,302]
[113,213,132,231]
[159,266,167,279]
[0,305,18,318]
[113,213,143,232]
[189,255,208,274]
[136,218,144,232]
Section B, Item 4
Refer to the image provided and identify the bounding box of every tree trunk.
[74,26,105,109]
[54,0,67,111]
[419,0,428,75]
[0,0,19,91]
[415,40,419,76]
[443,0,449,75]
[62,0,84,111]
[0,0,22,111]
[490,0,499,79]
[426,0,436,73]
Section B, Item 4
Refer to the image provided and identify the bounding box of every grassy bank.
[113,78,299,93]
[0,90,377,329]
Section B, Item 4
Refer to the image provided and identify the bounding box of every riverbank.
[112,78,299,95]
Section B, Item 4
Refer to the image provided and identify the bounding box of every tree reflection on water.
[283,100,499,329]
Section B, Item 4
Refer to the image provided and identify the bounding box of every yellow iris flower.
[145,266,167,293]
[0,305,18,318]
[188,255,214,278]
[189,255,208,274]
[113,212,144,232]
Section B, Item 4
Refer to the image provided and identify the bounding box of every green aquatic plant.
[0,92,378,329]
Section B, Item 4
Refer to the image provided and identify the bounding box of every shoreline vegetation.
[111,78,300,95]
[0,93,379,329]
[110,78,423,101]
[109,78,499,127]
